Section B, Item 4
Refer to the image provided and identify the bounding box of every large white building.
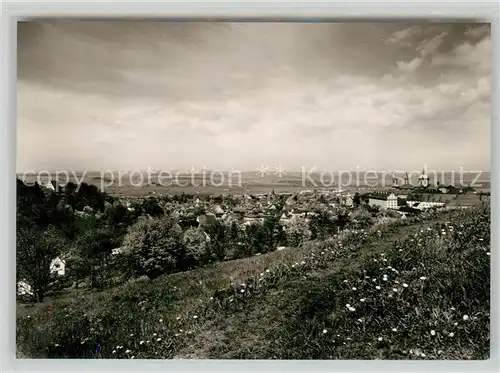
[368,192,398,210]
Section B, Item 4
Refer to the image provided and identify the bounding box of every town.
[16,167,488,298]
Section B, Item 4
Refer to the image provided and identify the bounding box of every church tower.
[418,168,429,187]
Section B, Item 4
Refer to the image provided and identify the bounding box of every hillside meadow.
[16,204,490,359]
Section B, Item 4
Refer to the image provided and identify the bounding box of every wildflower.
[140,341,145,345]
[430,330,436,336]
[450,307,456,311]
[376,286,381,290]
[159,318,163,323]
[346,304,351,308]
[131,356,135,359]
[176,316,181,320]
[260,273,264,277]
[130,334,134,337]
[403,283,409,288]
[487,252,490,256]
[373,259,378,262]
[240,289,245,293]
[463,315,469,321]
[175,333,179,337]
[193,315,198,319]
[266,269,270,273]
[209,297,213,300]
[360,298,366,302]
[156,338,162,342]
[449,332,454,337]
[392,288,398,292]
[349,307,356,312]
[454,322,458,326]
[377,337,383,341]
[419,276,427,281]
[383,277,388,282]
[153,333,157,337]
[322,329,328,334]
[352,287,357,291]
[343,280,348,283]
[125,349,131,354]
[112,350,116,354]
[357,318,363,323]
[372,278,377,282]
[392,328,397,332]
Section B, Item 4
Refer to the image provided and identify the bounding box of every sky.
[17,21,491,173]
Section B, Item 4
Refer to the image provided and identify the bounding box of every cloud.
[17,22,491,172]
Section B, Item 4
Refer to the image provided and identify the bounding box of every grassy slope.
[16,206,490,359]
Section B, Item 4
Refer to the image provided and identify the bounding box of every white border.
[1,1,498,372]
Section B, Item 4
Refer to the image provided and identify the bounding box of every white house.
[17,280,33,296]
[387,193,398,209]
[50,257,66,276]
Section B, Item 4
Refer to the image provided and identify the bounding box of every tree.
[70,218,115,289]
[16,225,66,302]
[182,228,209,267]
[309,210,335,240]
[121,216,185,279]
[353,193,361,206]
[284,216,311,247]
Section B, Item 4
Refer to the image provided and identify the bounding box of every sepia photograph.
[16,21,491,359]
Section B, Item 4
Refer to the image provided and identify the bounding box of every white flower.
[352,287,357,291]
[140,341,145,345]
[348,307,356,312]
[450,307,456,311]
[449,332,454,337]
[176,316,181,320]
[156,338,162,342]
[393,288,398,292]
[343,280,348,283]
[373,259,378,262]
[322,329,328,334]
[420,276,427,280]
[131,356,135,359]
[360,298,366,302]
[430,330,436,336]
[130,333,134,337]
[125,349,132,354]
[376,286,381,290]
[266,269,270,273]
[357,318,363,323]
[346,304,351,308]
[159,318,163,323]
[377,337,383,341]
[463,315,469,321]
[209,297,213,300]
[486,252,490,256]
[454,322,458,326]
[193,315,198,319]
[403,283,409,288]
[112,350,116,354]
[421,353,426,357]
[240,289,245,293]
[383,277,388,281]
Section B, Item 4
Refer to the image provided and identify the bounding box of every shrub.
[121,217,185,279]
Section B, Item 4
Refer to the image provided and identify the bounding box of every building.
[50,257,66,276]
[17,280,33,296]
[418,169,430,187]
[406,201,445,210]
[368,192,398,210]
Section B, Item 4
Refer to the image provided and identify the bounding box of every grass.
[16,205,490,359]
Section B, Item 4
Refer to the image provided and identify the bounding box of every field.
[16,204,490,359]
[17,171,491,196]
